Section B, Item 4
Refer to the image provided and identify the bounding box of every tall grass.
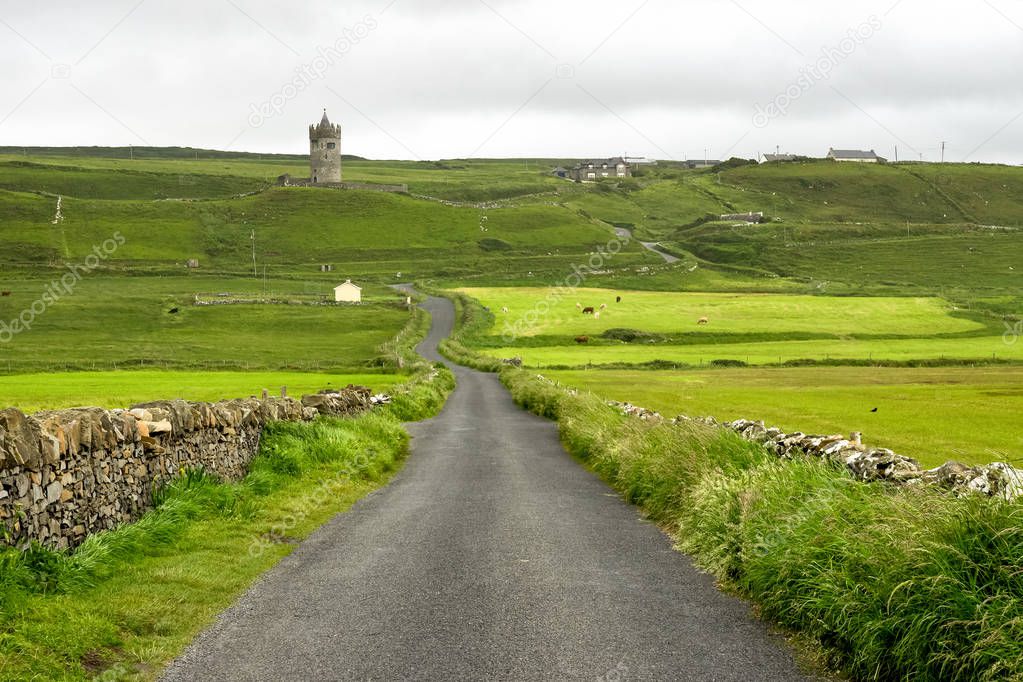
[502,369,1023,681]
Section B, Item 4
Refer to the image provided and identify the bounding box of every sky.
[1,0,1022,163]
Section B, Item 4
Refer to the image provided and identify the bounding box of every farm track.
[162,295,810,681]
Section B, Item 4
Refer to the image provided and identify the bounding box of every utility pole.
[250,230,257,277]
[941,141,946,164]
[129,145,133,161]
[894,145,898,163]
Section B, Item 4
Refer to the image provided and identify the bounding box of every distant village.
[552,148,885,183]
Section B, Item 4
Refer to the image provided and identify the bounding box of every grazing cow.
[0,291,10,297]
[697,317,710,325]
[616,295,621,303]
[575,335,589,344]
[582,307,595,315]
[168,307,179,314]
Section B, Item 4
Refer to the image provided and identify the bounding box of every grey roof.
[763,154,797,162]
[573,157,628,169]
[828,148,879,159]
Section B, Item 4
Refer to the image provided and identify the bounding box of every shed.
[333,279,362,303]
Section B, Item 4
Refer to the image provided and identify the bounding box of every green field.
[456,286,1018,367]
[543,367,1023,468]
[0,371,400,413]
[460,286,983,337]
[482,335,1020,367]
[0,276,410,374]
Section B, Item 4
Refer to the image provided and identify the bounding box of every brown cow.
[575,336,589,344]
[582,307,595,315]
[616,295,622,303]
[0,291,10,297]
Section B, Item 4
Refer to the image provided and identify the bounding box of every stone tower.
[309,109,341,184]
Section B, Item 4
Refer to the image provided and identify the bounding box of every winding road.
[162,296,810,681]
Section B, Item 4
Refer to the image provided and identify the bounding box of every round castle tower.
[309,109,342,184]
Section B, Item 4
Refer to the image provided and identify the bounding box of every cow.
[575,335,589,344]
[0,291,10,297]
[697,317,710,325]
[168,307,179,314]
[616,295,621,303]
[582,307,595,315]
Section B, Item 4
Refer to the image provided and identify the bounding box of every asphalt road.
[162,296,809,681]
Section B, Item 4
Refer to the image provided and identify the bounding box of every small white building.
[333,279,362,303]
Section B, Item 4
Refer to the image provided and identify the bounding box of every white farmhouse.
[827,148,883,163]
[333,279,362,303]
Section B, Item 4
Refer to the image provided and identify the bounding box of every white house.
[333,280,362,303]
[827,148,883,163]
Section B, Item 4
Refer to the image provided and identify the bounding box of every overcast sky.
[1,0,1022,163]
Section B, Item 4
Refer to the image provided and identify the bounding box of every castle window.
[327,142,336,150]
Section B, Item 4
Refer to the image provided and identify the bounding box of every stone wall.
[0,387,377,550]
[600,391,1023,501]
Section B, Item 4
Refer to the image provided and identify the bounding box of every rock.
[146,420,173,435]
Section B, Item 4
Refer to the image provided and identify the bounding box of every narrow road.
[163,296,809,681]
[614,226,680,264]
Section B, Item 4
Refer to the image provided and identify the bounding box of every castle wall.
[310,136,342,183]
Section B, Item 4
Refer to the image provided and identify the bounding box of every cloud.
[0,0,1020,163]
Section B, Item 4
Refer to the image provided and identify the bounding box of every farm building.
[685,159,722,169]
[333,280,362,303]
[827,148,883,163]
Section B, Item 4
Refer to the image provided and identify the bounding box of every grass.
[500,368,1023,681]
[459,286,983,337]
[0,370,401,413]
[0,275,411,374]
[0,366,455,681]
[480,334,1021,367]
[542,367,1023,468]
[455,286,1019,367]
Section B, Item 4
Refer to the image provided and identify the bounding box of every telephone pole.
[941,141,946,164]
[250,231,257,277]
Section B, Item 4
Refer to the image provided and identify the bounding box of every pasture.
[0,371,401,413]
[460,286,983,338]
[480,335,1020,367]
[543,367,1023,468]
[0,275,410,375]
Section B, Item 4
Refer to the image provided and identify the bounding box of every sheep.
[501,306,509,314]
[599,303,607,310]
[576,302,582,310]
[594,311,601,320]
[697,317,710,325]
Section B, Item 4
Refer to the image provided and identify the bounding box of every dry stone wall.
[0,387,377,550]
